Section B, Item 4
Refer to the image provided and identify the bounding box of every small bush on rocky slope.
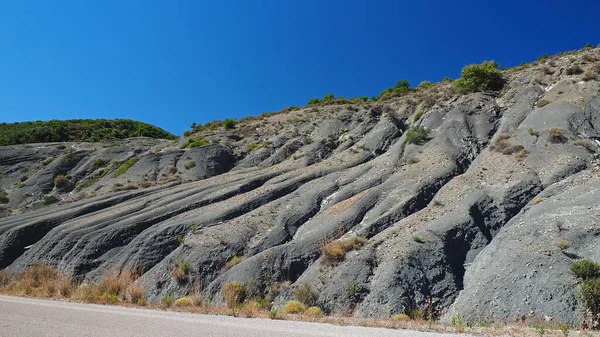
[304,306,324,317]
[284,300,305,314]
[0,191,8,204]
[571,259,600,280]
[295,282,318,307]
[320,235,368,263]
[455,60,504,93]
[222,281,246,308]
[54,174,69,190]
[566,65,584,75]
[572,259,600,327]
[405,125,430,145]
[90,158,109,171]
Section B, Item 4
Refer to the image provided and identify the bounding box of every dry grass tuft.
[284,300,305,314]
[319,235,368,264]
[304,306,324,317]
[536,99,552,108]
[548,128,567,143]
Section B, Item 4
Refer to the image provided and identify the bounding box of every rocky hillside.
[1,47,600,325]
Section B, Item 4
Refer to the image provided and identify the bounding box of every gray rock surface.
[1,48,600,323]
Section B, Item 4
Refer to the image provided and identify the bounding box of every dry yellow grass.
[319,235,368,263]
[0,265,589,337]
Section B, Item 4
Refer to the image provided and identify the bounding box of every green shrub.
[323,93,335,103]
[223,119,236,129]
[583,43,594,50]
[0,191,8,204]
[112,157,139,178]
[54,174,69,190]
[181,137,209,149]
[162,294,175,306]
[307,98,320,106]
[43,195,57,204]
[222,281,246,308]
[18,183,26,188]
[455,60,504,93]
[405,125,430,145]
[395,80,410,90]
[295,282,318,307]
[412,235,424,243]
[246,144,258,152]
[581,278,600,322]
[538,54,549,61]
[90,158,108,171]
[442,77,453,83]
[418,81,432,89]
[283,300,305,314]
[413,111,424,123]
[566,65,584,75]
[571,259,600,280]
[178,260,191,274]
[185,161,196,170]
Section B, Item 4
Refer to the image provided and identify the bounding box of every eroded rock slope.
[1,48,600,323]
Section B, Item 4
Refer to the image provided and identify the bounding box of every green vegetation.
[405,125,430,145]
[295,282,318,307]
[77,169,108,191]
[112,157,139,178]
[0,191,8,204]
[413,111,424,123]
[54,174,69,190]
[185,161,196,169]
[225,255,245,269]
[583,42,594,50]
[0,119,176,146]
[246,141,273,153]
[222,281,246,309]
[223,118,236,129]
[18,183,26,189]
[43,195,57,204]
[180,137,209,149]
[378,80,411,101]
[455,61,504,93]
[90,158,109,171]
[418,81,432,89]
[161,294,175,306]
[571,259,600,327]
[537,54,549,61]
[571,259,600,280]
[412,234,424,243]
[307,98,320,106]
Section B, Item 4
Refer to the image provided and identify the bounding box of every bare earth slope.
[1,48,600,324]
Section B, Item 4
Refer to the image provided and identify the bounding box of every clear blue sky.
[1,1,599,136]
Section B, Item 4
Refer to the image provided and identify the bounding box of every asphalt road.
[0,295,464,337]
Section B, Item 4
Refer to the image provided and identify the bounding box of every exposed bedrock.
[2,49,600,322]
